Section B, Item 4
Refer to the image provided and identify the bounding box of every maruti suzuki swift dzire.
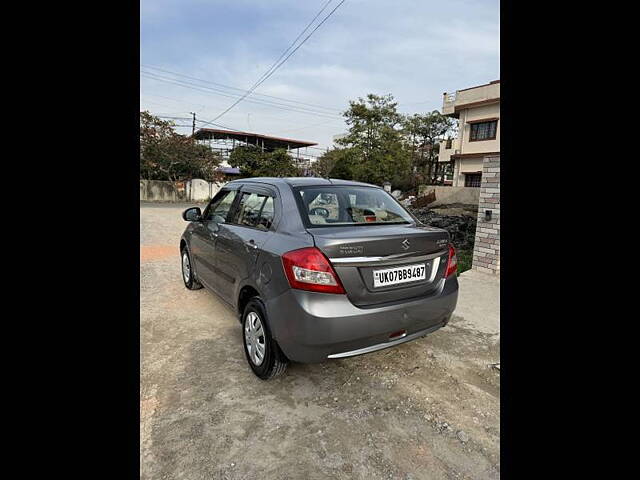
[180,178,458,379]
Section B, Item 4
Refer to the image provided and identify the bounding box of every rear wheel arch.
[242,296,289,379]
[237,285,260,320]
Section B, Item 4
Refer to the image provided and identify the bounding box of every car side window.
[233,192,269,228]
[205,190,238,223]
[257,196,275,231]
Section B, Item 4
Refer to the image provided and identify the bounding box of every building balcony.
[442,80,500,117]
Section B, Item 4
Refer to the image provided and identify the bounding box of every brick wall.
[472,155,500,275]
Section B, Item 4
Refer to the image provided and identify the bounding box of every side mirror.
[182,207,202,222]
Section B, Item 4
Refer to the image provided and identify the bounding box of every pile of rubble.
[408,206,478,251]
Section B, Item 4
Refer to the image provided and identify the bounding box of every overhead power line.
[253,0,347,89]
[250,0,334,88]
[187,117,247,133]
[277,118,340,134]
[141,91,207,109]
[141,71,343,121]
[205,0,347,124]
[141,70,341,119]
[141,64,342,114]
[157,116,192,121]
[144,94,344,133]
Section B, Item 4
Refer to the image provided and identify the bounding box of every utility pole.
[190,112,196,136]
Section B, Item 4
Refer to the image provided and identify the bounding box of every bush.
[456,249,473,276]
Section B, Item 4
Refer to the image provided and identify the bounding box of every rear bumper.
[266,275,458,363]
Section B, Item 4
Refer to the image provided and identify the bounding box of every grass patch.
[456,249,473,276]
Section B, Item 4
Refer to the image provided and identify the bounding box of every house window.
[469,120,498,141]
[445,138,452,149]
[465,173,482,187]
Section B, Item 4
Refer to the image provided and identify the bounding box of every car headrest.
[308,214,327,224]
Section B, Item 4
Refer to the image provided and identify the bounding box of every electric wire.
[205,0,347,124]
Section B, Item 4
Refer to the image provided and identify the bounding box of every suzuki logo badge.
[401,239,410,250]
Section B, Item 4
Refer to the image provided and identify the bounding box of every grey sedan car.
[180,178,458,379]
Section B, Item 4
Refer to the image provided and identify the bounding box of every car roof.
[226,177,380,189]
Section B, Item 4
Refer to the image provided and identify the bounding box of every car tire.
[181,247,202,290]
[242,298,288,380]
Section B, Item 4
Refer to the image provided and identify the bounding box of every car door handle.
[245,240,257,249]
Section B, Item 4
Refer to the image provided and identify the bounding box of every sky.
[140,0,500,153]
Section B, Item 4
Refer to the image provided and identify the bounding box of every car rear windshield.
[295,185,414,227]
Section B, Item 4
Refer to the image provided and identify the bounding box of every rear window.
[296,186,414,226]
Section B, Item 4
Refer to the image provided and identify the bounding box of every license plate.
[373,263,427,288]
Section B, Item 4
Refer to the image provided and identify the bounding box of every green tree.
[336,94,412,185]
[402,111,456,185]
[229,146,300,177]
[313,148,347,178]
[327,148,358,180]
[140,111,221,182]
[269,149,301,177]
[140,111,175,180]
[229,145,264,177]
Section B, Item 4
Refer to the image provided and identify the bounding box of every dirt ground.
[140,202,500,480]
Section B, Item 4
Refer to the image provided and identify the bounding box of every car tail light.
[282,247,346,294]
[445,244,458,278]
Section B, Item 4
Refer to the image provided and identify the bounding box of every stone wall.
[186,179,224,202]
[472,155,500,275]
[140,180,182,202]
[416,185,480,206]
[140,179,226,202]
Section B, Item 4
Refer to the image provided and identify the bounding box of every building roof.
[457,79,500,93]
[442,80,500,117]
[193,128,317,150]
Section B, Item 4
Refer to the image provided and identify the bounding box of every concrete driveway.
[140,202,500,480]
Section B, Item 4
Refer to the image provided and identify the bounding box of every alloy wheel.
[244,311,266,366]
[182,252,191,283]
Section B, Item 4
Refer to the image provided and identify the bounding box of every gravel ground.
[140,203,500,480]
